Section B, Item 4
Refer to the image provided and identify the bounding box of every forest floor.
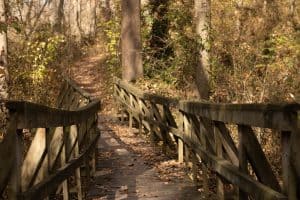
[68,42,209,199]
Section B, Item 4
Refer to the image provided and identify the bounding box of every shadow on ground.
[87,117,203,200]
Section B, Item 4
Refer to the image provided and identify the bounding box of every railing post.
[91,114,98,176]
[187,114,199,185]
[237,125,249,199]
[8,129,23,200]
[178,112,184,163]
[71,125,83,200]
[214,125,225,200]
[138,99,144,135]
[199,117,209,199]
[183,113,190,164]
[129,94,133,130]
[61,127,69,200]
[84,119,92,186]
[282,129,300,200]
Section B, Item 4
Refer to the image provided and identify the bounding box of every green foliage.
[22,35,65,82]
[142,0,200,87]
[101,20,121,74]
[9,27,65,105]
[99,1,121,76]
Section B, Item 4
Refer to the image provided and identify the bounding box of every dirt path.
[69,45,203,200]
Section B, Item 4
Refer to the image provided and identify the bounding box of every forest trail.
[69,44,204,200]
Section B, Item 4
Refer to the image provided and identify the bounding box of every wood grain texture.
[113,77,299,199]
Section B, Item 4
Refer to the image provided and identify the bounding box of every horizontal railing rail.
[113,77,300,200]
[5,100,100,129]
[0,76,101,200]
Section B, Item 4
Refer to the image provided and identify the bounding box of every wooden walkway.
[68,54,204,199]
[86,117,203,200]
[68,50,300,200]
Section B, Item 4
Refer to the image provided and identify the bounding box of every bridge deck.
[87,116,203,200]
[69,53,206,199]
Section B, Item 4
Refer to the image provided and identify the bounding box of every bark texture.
[65,0,81,41]
[50,0,65,33]
[80,0,97,38]
[194,0,211,100]
[0,0,8,136]
[121,0,143,82]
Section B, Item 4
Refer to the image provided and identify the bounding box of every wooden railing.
[114,77,300,200]
[0,76,101,199]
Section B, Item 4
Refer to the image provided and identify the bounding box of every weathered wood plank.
[0,114,18,194]
[179,101,299,131]
[63,76,92,101]
[214,121,239,165]
[238,125,249,199]
[168,127,287,199]
[56,81,68,107]
[61,136,69,200]
[21,128,47,191]
[70,125,83,200]
[113,77,300,200]
[5,100,100,129]
[48,127,64,170]
[114,77,179,105]
[0,74,100,200]
[281,131,298,200]
[7,129,23,200]
[215,126,225,200]
[240,125,281,192]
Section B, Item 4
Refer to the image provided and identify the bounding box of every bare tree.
[194,0,211,100]
[0,0,9,137]
[289,0,300,29]
[80,0,97,38]
[65,0,81,41]
[50,0,65,33]
[121,0,143,82]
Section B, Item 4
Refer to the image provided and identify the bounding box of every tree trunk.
[80,0,96,38]
[50,0,65,33]
[289,0,300,29]
[194,0,211,100]
[0,0,9,136]
[66,0,82,41]
[90,0,97,37]
[121,0,143,82]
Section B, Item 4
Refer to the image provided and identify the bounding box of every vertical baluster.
[149,103,158,143]
[129,94,133,130]
[8,129,23,200]
[199,117,209,199]
[138,99,143,135]
[189,115,199,185]
[281,131,298,200]
[85,119,91,186]
[119,88,126,123]
[214,125,225,200]
[183,114,190,165]
[91,114,98,176]
[238,125,248,200]
[178,112,184,163]
[71,125,83,200]
[61,127,69,200]
[45,128,51,200]
[163,105,178,146]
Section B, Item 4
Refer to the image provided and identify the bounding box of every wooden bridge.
[0,75,299,199]
[0,77,100,199]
